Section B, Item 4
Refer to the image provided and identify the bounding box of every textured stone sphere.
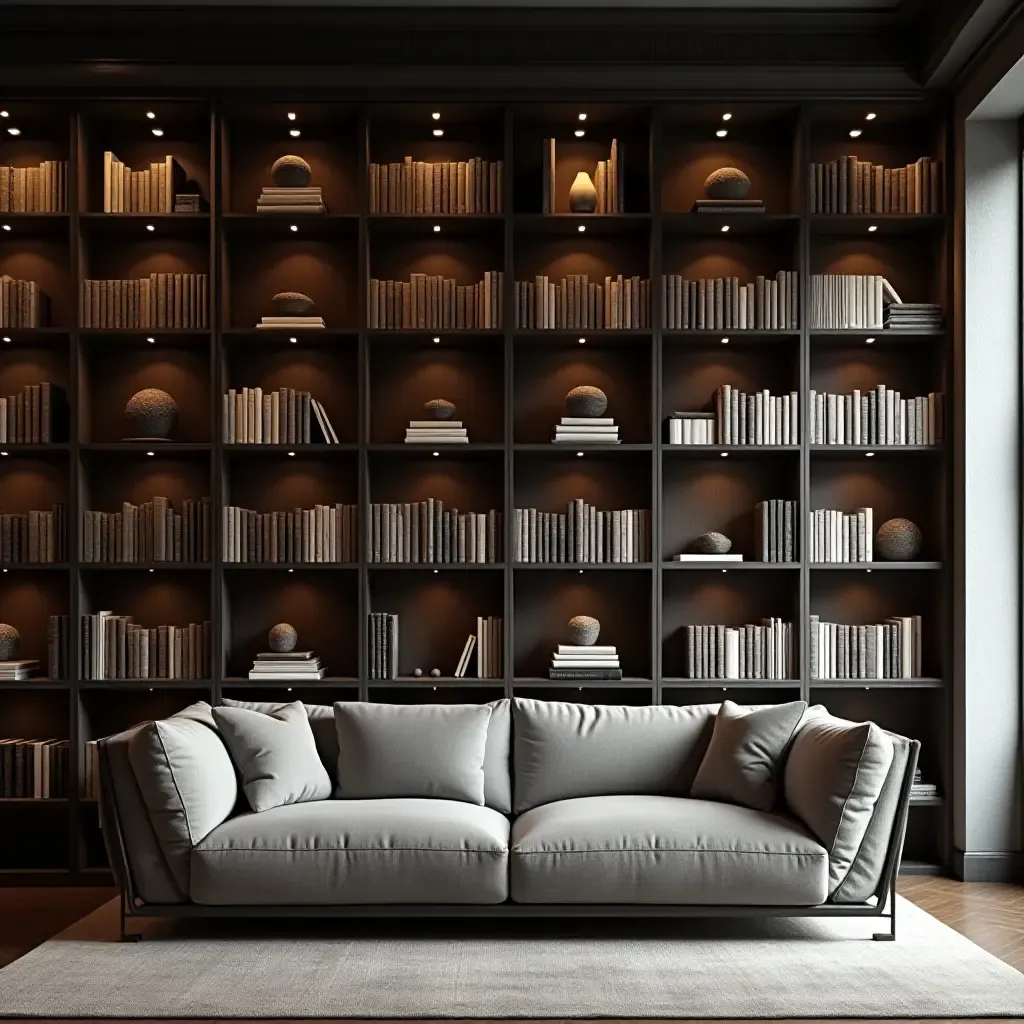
[430,668,441,678]
[0,623,20,661]
[268,622,298,653]
[567,615,601,646]
[875,518,922,561]
[691,531,732,555]
[413,667,423,677]
[704,166,752,200]
[565,385,608,418]
[271,155,312,188]
[124,388,177,439]
[270,290,315,316]
[424,398,457,421]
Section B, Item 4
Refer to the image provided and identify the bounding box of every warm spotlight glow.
[290,224,298,232]
[721,225,730,232]
[290,336,297,343]
[575,129,585,138]
[151,128,163,137]
[289,129,300,138]
[433,224,441,232]
[147,336,155,344]
[7,128,20,136]
[2,337,9,343]
[722,112,732,121]
[868,225,878,232]
[849,129,862,138]
[865,112,877,121]
[146,224,154,232]
[578,113,587,121]
[146,111,156,120]
[716,129,728,138]
[287,112,297,121]
[432,112,441,121]
[433,128,444,137]
[433,337,440,344]
[578,337,586,344]
[1,225,8,232]
[578,224,586,233]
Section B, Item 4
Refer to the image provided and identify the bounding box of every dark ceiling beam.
[919,0,1020,87]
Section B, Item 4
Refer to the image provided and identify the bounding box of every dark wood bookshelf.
[0,98,952,885]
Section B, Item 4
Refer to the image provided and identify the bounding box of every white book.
[247,670,327,680]
[557,645,617,654]
[725,628,740,679]
[673,553,744,562]
[555,425,619,433]
[454,634,476,678]
[561,417,614,426]
[408,420,464,428]
[552,436,621,443]
[405,436,470,443]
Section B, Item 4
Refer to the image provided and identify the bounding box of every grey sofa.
[98,697,918,940]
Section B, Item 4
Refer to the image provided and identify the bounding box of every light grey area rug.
[0,896,1022,1018]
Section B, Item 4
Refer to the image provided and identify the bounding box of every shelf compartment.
[810,214,945,237]
[79,212,210,242]
[663,213,800,237]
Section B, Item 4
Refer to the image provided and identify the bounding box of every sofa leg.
[119,891,142,943]
[872,876,896,941]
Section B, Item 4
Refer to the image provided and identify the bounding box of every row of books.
[754,499,797,563]
[103,152,187,214]
[367,612,399,679]
[514,275,650,330]
[542,139,624,214]
[82,612,211,680]
[513,503,651,564]
[473,616,503,679]
[80,274,210,330]
[249,650,326,681]
[682,619,794,680]
[368,501,502,563]
[368,273,503,331]
[667,412,716,445]
[808,274,899,330]
[82,497,213,564]
[549,644,621,681]
[0,739,71,799]
[807,156,941,215]
[810,508,874,563]
[0,505,68,564]
[807,388,945,446]
[0,277,50,328]
[0,382,68,443]
[82,740,101,798]
[809,615,923,679]
[369,157,504,215]
[714,386,800,446]
[222,387,340,444]
[0,161,68,213]
[661,272,799,331]
[223,504,359,564]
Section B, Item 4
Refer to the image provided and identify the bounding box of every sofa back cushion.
[334,701,493,805]
[126,701,238,893]
[512,698,716,813]
[784,709,895,896]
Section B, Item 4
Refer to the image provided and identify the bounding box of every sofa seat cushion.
[191,799,510,905]
[510,795,828,906]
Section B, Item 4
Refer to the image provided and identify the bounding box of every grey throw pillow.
[333,701,492,805]
[212,701,332,813]
[690,699,807,811]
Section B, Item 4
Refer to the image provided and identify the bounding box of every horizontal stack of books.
[257,186,326,214]
[0,277,50,328]
[549,644,622,681]
[810,507,874,562]
[713,386,799,445]
[0,382,68,444]
[667,412,716,445]
[370,156,503,214]
[367,612,399,680]
[808,387,944,445]
[910,769,938,802]
[223,503,358,563]
[514,274,649,330]
[514,502,650,564]
[369,273,503,331]
[662,272,798,330]
[810,614,923,679]
[405,418,468,444]
[83,497,212,564]
[553,416,619,444]
[1,504,67,563]
[0,161,67,212]
[248,650,326,681]
[81,612,211,680]
[256,313,325,329]
[174,194,203,213]
[542,138,623,214]
[807,155,942,214]
[755,500,797,563]
[48,614,70,681]
[0,659,40,681]
[884,303,942,330]
[81,274,209,329]
[684,619,794,680]
[0,739,70,798]
[368,500,502,563]
[223,387,339,444]
[103,152,186,213]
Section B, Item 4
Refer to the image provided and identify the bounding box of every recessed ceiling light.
[146,451,154,457]
[0,452,7,457]
[151,128,163,137]
[432,112,441,121]
[865,451,875,457]
[865,112,876,121]
[433,569,439,574]
[578,113,587,121]
[575,130,585,138]
[2,337,9,343]
[433,336,440,344]
[1,225,9,232]
[868,224,877,232]
[146,111,156,120]
[290,224,298,232]
[578,337,586,344]
[432,451,439,457]
[849,129,862,138]
[577,452,584,457]
[721,452,729,457]
[289,129,300,138]
[433,224,441,232]
[716,129,728,138]
[288,568,294,572]
[722,569,728,573]
[287,112,297,121]
[7,128,20,136]
[146,224,154,232]
[722,113,732,121]
[433,129,443,137]
[721,225,730,232]
[289,336,297,343]
[288,451,295,457]
[146,336,155,343]
[866,336,875,344]
[721,337,729,344]
[578,224,586,233]
[0,111,7,118]
[149,568,154,573]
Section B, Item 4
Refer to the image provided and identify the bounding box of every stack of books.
[549,644,622,681]
[405,419,468,444]
[256,314,326,330]
[693,198,764,214]
[884,302,942,331]
[910,769,938,802]
[0,659,40,681]
[248,650,326,681]
[174,194,203,213]
[553,417,619,444]
[256,186,326,214]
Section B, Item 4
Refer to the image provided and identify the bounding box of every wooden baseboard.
[954,849,1024,882]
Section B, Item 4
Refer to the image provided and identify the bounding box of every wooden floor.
[0,876,1020,1022]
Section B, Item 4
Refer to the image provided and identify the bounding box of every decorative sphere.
[413,667,423,677]
[0,623,20,661]
[704,167,751,201]
[424,398,457,421]
[124,388,177,439]
[271,155,312,188]
[430,668,441,678]
[270,291,315,316]
[565,385,608,418]
[567,615,601,646]
[691,531,732,556]
[268,622,298,653]
[875,518,922,561]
